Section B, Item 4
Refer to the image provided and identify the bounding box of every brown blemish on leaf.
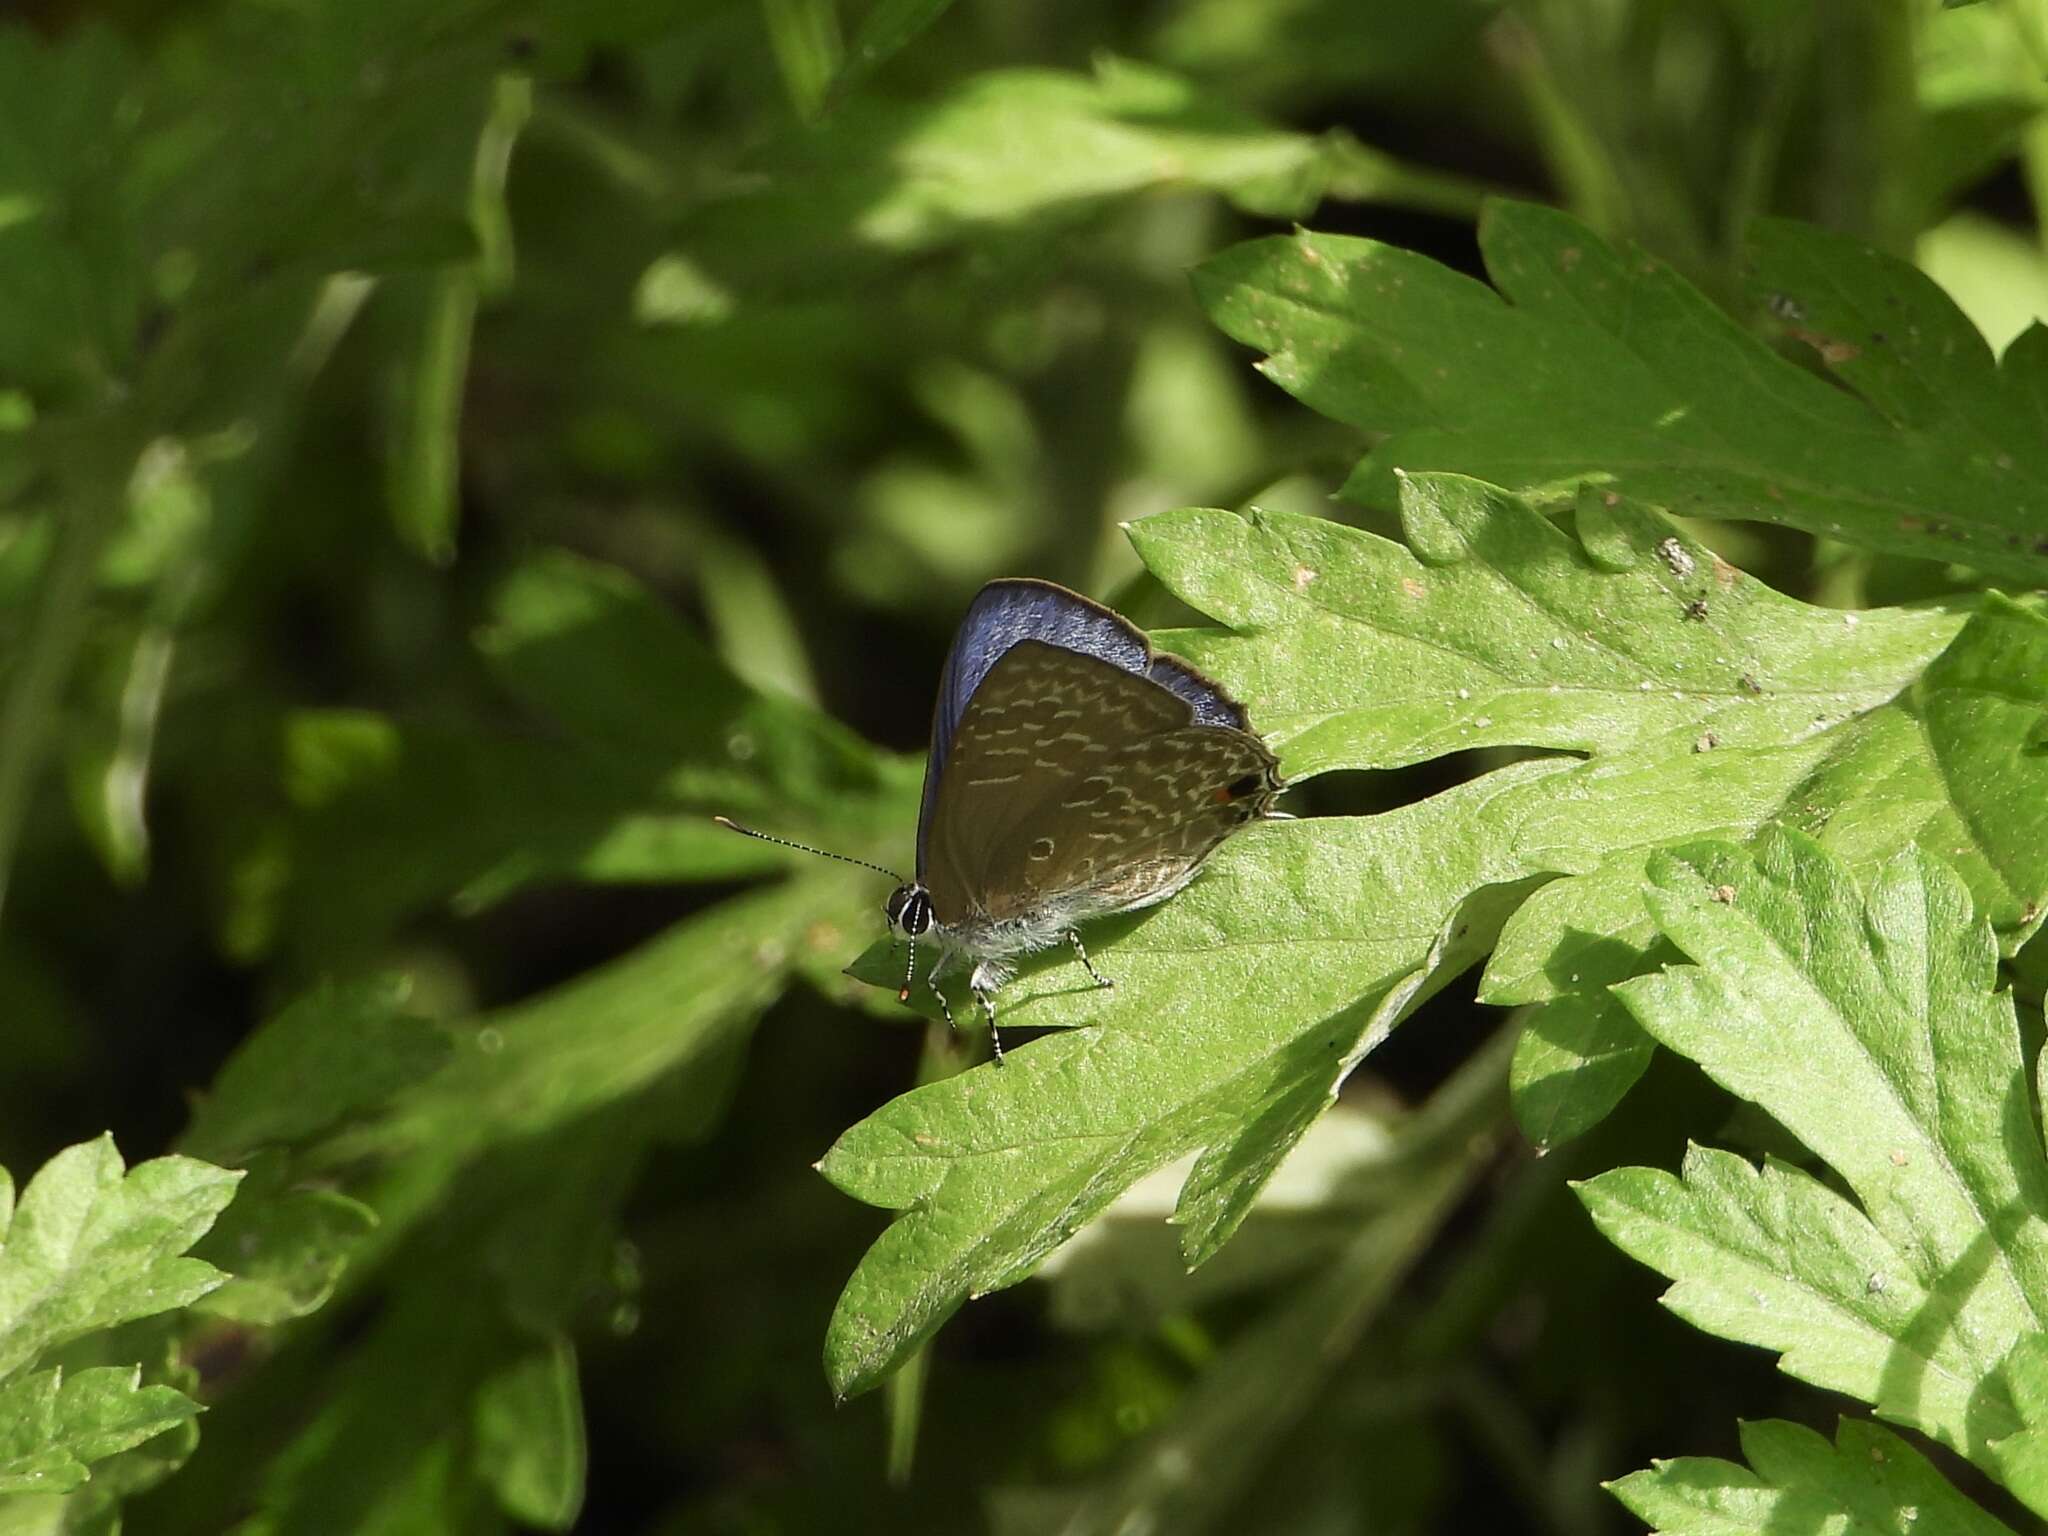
[1711,554,1737,590]
[1787,326,1860,364]
[1293,564,1319,592]
[1401,576,1425,599]
[1559,246,1582,272]
[1710,884,1737,904]
[1694,731,1719,753]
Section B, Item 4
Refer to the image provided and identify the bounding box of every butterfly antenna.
[711,816,905,883]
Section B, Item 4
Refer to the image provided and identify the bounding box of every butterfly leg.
[973,983,1005,1067]
[1065,929,1114,991]
[924,951,957,1034]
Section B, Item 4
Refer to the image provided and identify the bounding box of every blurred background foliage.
[0,0,2044,1531]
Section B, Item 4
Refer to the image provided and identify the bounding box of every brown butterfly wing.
[923,639,1277,927]
[1021,725,1279,920]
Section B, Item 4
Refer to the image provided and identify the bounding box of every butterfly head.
[885,883,934,940]
[884,884,935,1002]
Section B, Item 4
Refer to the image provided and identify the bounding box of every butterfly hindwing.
[1027,725,1278,919]
[922,639,1277,926]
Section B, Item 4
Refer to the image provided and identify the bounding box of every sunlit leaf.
[1195,203,2048,584]
[1583,832,2048,1466]
[1609,1416,2016,1535]
[0,1366,198,1497]
[0,1136,239,1381]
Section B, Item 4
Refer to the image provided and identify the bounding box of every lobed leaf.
[1485,590,2048,1145]
[1579,1147,1993,1457]
[819,764,1562,1398]
[1193,201,2048,584]
[820,478,2038,1391]
[1129,482,2047,1147]
[1136,480,1964,778]
[0,1365,198,1497]
[0,1136,239,1381]
[1592,832,2048,1467]
[1609,1416,2016,1535]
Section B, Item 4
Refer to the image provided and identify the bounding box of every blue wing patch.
[915,579,1251,875]
[1143,653,1249,731]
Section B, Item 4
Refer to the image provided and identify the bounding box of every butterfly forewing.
[918,580,1155,874]
[922,639,1277,927]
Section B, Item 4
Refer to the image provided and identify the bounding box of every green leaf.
[477,550,901,834]
[685,58,1483,296]
[264,551,911,956]
[1608,1416,2017,1535]
[1126,482,2047,1147]
[1988,1333,2048,1519]
[821,761,1565,1399]
[1585,831,2048,1466]
[760,0,844,121]
[232,864,819,1536]
[190,1166,376,1327]
[1134,482,1964,779]
[0,1135,239,1380]
[1507,988,1658,1152]
[1580,1145,1991,1459]
[380,269,477,566]
[1193,202,2048,585]
[382,69,530,564]
[0,26,140,404]
[819,480,2040,1393]
[0,1366,198,1496]
[181,977,452,1165]
[325,869,866,1242]
[1483,587,2048,1146]
[472,1335,586,1530]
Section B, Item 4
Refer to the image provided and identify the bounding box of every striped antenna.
[711,816,904,884]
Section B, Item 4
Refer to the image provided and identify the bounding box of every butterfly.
[719,578,1283,1062]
